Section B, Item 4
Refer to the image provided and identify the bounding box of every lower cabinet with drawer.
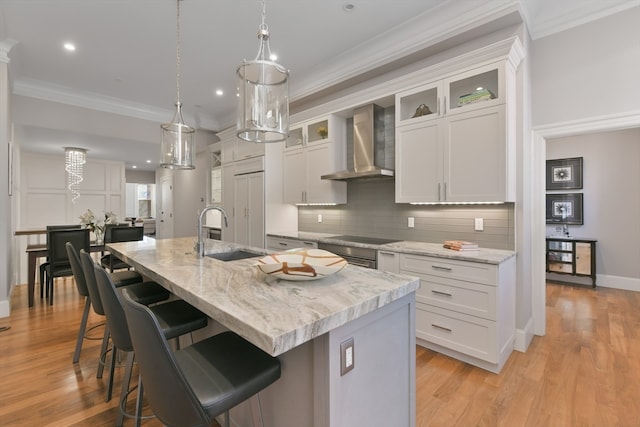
[399,253,516,373]
[266,236,318,252]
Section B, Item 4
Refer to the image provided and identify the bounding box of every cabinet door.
[235,138,265,160]
[221,163,235,242]
[234,172,265,248]
[395,81,442,126]
[395,120,442,203]
[575,242,592,275]
[444,62,504,115]
[443,104,506,202]
[247,172,265,248]
[283,148,306,204]
[306,143,346,204]
[377,250,399,273]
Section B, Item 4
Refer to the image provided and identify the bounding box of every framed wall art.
[546,193,584,225]
[546,157,583,190]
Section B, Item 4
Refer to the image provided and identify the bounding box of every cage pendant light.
[161,0,195,169]
[236,0,289,143]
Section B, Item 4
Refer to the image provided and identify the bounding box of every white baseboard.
[597,274,640,292]
[514,316,534,352]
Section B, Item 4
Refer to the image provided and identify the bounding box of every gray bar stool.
[94,264,209,426]
[121,287,282,427]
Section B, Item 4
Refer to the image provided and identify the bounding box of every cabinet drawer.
[416,303,497,363]
[400,254,496,285]
[414,274,496,320]
[266,236,317,251]
[548,262,572,273]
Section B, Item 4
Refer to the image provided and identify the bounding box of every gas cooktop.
[327,235,401,245]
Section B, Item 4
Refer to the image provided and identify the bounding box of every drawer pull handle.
[432,265,452,271]
[302,241,314,246]
[278,242,288,246]
[431,290,452,297]
[379,251,395,255]
[432,324,452,332]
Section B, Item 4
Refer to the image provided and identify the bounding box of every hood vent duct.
[321,104,394,181]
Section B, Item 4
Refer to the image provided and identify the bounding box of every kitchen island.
[107,237,420,427]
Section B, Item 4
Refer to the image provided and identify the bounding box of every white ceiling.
[1,0,636,171]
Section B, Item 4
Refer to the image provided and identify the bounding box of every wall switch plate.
[474,218,484,231]
[340,337,354,376]
[408,217,415,228]
[317,214,323,223]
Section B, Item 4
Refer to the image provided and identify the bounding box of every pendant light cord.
[260,0,268,33]
[175,0,182,104]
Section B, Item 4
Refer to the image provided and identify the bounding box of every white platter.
[256,248,347,281]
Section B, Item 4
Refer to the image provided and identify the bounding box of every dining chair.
[43,228,90,305]
[40,224,82,299]
[101,225,144,272]
[121,287,282,427]
[79,249,172,401]
[94,264,209,426]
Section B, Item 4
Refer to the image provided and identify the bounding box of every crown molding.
[290,0,523,102]
[526,0,639,40]
[12,78,220,131]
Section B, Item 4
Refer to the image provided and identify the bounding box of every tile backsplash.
[298,179,514,250]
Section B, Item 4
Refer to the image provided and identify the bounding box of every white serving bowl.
[256,248,347,281]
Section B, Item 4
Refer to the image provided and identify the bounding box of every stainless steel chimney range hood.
[321,104,394,181]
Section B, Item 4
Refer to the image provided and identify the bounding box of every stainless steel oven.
[318,242,378,269]
[318,236,401,269]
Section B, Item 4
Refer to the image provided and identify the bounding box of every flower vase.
[94,228,104,246]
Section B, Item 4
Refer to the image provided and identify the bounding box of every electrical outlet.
[317,214,323,223]
[340,338,354,376]
[408,217,415,228]
[474,218,484,231]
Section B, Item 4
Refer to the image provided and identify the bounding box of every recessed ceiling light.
[343,3,355,12]
[215,89,224,96]
[146,160,151,163]
[132,165,137,169]
[64,42,76,51]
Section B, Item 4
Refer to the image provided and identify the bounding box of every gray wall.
[299,179,515,250]
[531,7,640,127]
[546,128,640,282]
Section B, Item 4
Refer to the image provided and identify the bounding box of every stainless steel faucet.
[196,206,229,258]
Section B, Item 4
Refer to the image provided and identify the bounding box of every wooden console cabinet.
[546,237,597,287]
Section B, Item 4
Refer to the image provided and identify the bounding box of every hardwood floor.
[1,280,639,426]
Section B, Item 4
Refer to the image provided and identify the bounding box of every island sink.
[205,250,262,262]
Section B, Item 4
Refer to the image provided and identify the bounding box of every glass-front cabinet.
[443,63,503,115]
[285,116,340,150]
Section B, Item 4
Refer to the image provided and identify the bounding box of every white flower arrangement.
[79,209,118,235]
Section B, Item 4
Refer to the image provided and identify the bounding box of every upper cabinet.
[222,133,265,163]
[283,115,347,205]
[395,61,516,203]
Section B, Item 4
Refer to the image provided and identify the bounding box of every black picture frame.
[546,157,583,190]
[546,193,584,225]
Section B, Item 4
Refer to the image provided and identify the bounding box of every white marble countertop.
[268,231,516,265]
[107,237,420,357]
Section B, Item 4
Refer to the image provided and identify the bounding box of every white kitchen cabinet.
[395,61,516,203]
[283,115,346,205]
[221,133,264,163]
[234,170,265,248]
[267,236,317,251]
[399,253,515,373]
[377,250,400,273]
[220,162,235,242]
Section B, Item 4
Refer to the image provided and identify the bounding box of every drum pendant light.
[236,0,289,143]
[161,0,195,169]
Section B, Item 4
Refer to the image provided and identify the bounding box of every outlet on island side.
[340,337,354,376]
